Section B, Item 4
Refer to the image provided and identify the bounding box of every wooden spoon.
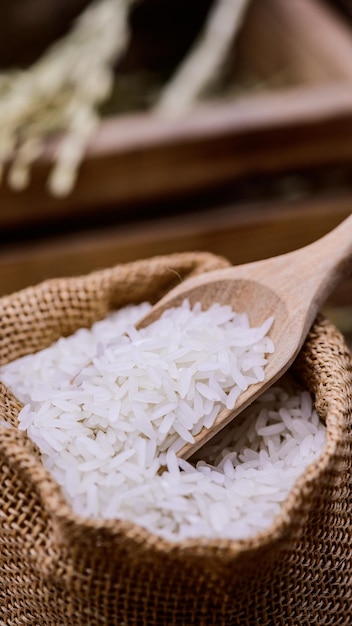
[136,214,352,460]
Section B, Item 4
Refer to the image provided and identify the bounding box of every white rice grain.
[0,300,326,541]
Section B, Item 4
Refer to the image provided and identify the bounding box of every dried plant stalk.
[155,0,252,116]
[0,0,252,198]
[0,0,135,197]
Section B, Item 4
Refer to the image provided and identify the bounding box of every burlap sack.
[0,252,351,626]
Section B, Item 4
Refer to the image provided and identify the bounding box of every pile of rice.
[0,300,326,541]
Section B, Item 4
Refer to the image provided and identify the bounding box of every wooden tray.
[2,0,352,230]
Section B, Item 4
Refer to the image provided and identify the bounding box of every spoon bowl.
[136,215,352,459]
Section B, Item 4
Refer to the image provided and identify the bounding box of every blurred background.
[0,0,352,342]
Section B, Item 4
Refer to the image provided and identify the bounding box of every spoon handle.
[237,214,352,320]
[281,213,352,315]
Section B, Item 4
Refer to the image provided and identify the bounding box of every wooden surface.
[1,193,351,300]
[235,0,352,84]
[2,0,352,228]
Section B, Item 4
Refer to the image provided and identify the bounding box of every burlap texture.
[0,252,351,626]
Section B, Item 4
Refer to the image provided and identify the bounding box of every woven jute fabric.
[0,252,351,626]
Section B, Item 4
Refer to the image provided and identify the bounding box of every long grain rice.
[0,300,326,540]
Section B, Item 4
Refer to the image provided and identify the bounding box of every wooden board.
[1,193,351,304]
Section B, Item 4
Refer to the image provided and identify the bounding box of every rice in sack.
[0,252,351,626]
[1,300,325,542]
